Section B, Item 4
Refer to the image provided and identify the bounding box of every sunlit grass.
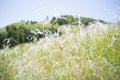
[0,22,120,80]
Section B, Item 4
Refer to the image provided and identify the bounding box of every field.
[0,22,120,80]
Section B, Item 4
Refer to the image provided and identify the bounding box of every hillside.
[0,18,120,80]
[0,15,107,49]
[0,19,55,49]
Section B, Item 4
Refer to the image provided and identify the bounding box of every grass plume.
[0,22,120,80]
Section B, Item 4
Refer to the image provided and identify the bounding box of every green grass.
[0,22,120,80]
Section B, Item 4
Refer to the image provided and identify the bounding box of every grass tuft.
[0,22,120,80]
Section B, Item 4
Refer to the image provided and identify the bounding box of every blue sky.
[0,0,120,27]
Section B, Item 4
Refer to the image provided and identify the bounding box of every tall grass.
[0,22,120,80]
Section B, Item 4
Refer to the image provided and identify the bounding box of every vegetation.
[50,15,101,26]
[51,15,77,25]
[0,16,100,49]
[0,28,7,48]
[0,20,57,49]
[80,17,96,26]
[0,18,120,80]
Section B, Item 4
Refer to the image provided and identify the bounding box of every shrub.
[80,17,96,26]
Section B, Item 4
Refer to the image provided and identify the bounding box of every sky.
[0,0,120,27]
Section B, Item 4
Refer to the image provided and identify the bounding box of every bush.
[0,31,7,48]
[51,15,77,25]
[80,17,96,26]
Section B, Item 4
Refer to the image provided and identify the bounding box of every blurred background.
[0,0,120,27]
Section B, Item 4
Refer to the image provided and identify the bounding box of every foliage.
[98,19,107,24]
[51,16,68,25]
[51,15,77,25]
[50,15,106,27]
[0,29,7,48]
[0,16,107,49]
[80,17,96,26]
[0,20,59,49]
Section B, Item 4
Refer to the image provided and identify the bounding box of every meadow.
[0,21,120,80]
